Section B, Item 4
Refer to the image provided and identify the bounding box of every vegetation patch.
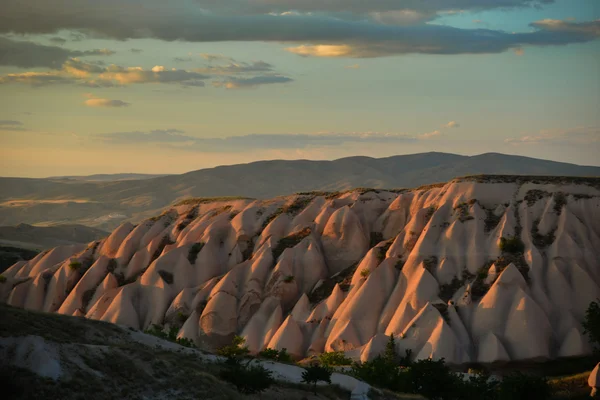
[187,242,204,264]
[257,347,293,363]
[422,256,439,274]
[553,192,567,214]
[309,262,358,303]
[144,324,195,348]
[106,258,117,273]
[150,235,175,264]
[0,275,6,283]
[360,268,370,278]
[484,208,502,233]
[454,202,474,222]
[318,351,353,366]
[424,206,437,223]
[439,276,465,302]
[272,227,311,261]
[499,235,525,254]
[68,260,82,271]
[283,275,295,283]
[173,196,252,207]
[531,219,557,248]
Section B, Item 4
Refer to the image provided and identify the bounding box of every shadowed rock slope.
[2,175,599,365]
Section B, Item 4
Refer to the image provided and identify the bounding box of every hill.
[0,152,599,230]
[0,223,108,250]
[2,175,599,367]
[0,303,392,400]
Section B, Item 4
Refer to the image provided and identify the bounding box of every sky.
[0,0,598,177]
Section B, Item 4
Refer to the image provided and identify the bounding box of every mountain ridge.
[1,152,598,230]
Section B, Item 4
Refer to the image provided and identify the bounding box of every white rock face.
[2,176,599,364]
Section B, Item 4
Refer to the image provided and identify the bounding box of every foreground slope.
[1,152,599,229]
[0,304,389,400]
[2,175,599,365]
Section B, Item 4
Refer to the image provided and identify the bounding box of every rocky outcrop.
[2,175,599,364]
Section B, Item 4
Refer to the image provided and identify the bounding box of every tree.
[217,335,250,365]
[583,300,600,349]
[404,358,462,400]
[220,360,274,395]
[498,372,552,400]
[302,364,332,394]
[319,351,352,366]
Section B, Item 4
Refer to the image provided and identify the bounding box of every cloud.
[200,54,236,63]
[0,120,28,131]
[130,48,143,53]
[0,71,77,86]
[505,126,600,145]
[514,47,525,55]
[0,2,596,59]
[174,57,193,63]
[418,130,442,139]
[0,36,114,69]
[99,65,208,86]
[529,19,600,36]
[196,61,275,75]
[212,75,293,89]
[98,129,443,151]
[49,37,67,45]
[84,94,130,108]
[444,121,460,128]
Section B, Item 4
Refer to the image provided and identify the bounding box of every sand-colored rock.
[2,176,599,364]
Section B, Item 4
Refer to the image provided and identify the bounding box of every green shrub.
[68,260,82,271]
[583,299,600,349]
[319,351,352,366]
[218,335,250,363]
[144,324,195,348]
[258,347,292,363]
[258,348,279,360]
[360,269,370,278]
[220,360,274,395]
[498,372,552,400]
[302,364,332,394]
[283,275,295,283]
[499,236,525,254]
[272,227,312,260]
[0,275,6,283]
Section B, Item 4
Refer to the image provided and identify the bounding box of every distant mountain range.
[46,173,169,182]
[1,152,598,229]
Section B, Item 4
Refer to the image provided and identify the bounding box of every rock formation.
[1,175,599,365]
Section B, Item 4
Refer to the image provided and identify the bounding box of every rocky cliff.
[2,175,599,365]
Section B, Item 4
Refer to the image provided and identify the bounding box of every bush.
[220,360,274,395]
[360,269,370,278]
[218,335,250,363]
[498,372,552,400]
[404,358,462,400]
[144,324,195,348]
[0,275,6,283]
[319,351,352,366]
[283,275,295,283]
[258,347,293,363]
[499,236,525,254]
[68,260,82,271]
[583,299,600,349]
[302,364,332,394]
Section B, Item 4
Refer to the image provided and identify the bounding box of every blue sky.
[0,0,598,177]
